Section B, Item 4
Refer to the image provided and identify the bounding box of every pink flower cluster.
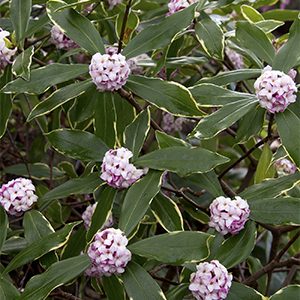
[0,178,38,216]
[0,28,17,70]
[161,112,185,134]
[254,66,297,113]
[50,25,78,50]
[274,158,297,176]
[167,0,197,15]
[226,48,244,69]
[89,50,130,91]
[189,260,233,300]
[101,147,145,189]
[86,228,131,277]
[82,203,114,229]
[209,196,250,235]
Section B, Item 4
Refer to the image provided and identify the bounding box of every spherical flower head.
[167,0,197,15]
[107,0,122,9]
[0,28,17,70]
[82,202,114,229]
[209,196,250,235]
[86,228,131,277]
[89,51,130,92]
[189,260,232,300]
[100,147,146,189]
[254,66,297,114]
[274,158,297,176]
[0,178,38,216]
[50,25,78,50]
[225,48,244,69]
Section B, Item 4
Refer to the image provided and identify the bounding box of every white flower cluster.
[101,147,145,189]
[50,25,78,50]
[274,158,297,176]
[89,50,130,91]
[161,112,185,134]
[226,48,244,69]
[189,260,232,300]
[167,0,197,15]
[209,196,250,235]
[82,202,114,229]
[86,228,131,277]
[0,28,17,70]
[254,66,297,113]
[0,178,38,216]
[107,0,122,9]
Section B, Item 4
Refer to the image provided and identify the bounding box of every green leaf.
[47,0,105,54]
[247,256,267,293]
[227,282,264,300]
[12,46,34,80]
[166,284,189,300]
[20,255,90,300]
[124,108,150,161]
[23,210,54,244]
[126,76,202,117]
[156,131,190,149]
[254,144,273,184]
[119,171,162,236]
[189,83,255,106]
[0,206,8,253]
[40,173,102,205]
[102,275,126,300]
[46,129,108,161]
[10,0,32,43]
[28,79,93,121]
[276,109,300,167]
[241,5,264,23]
[214,221,257,268]
[0,67,12,139]
[256,20,284,34]
[135,146,229,176]
[2,64,88,94]
[87,186,117,241]
[273,17,300,72]
[249,197,300,225]
[3,222,80,274]
[94,92,117,148]
[2,237,27,254]
[195,12,224,60]
[263,9,300,22]
[122,262,167,300]
[190,99,258,139]
[4,163,65,180]
[0,277,20,299]
[123,3,197,58]
[269,285,300,300]
[197,69,261,86]
[151,193,184,232]
[241,172,300,200]
[236,21,275,65]
[129,231,212,265]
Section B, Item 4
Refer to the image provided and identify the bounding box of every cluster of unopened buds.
[209,196,250,235]
[167,0,197,15]
[254,66,297,113]
[0,28,17,70]
[89,46,130,91]
[189,260,233,300]
[82,202,114,229]
[274,158,297,176]
[86,228,131,277]
[50,25,78,50]
[161,112,186,134]
[225,48,244,69]
[0,178,38,216]
[101,147,146,189]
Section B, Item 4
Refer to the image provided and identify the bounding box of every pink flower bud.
[254,66,297,114]
[209,196,250,235]
[189,260,232,300]
[161,112,185,133]
[107,0,122,9]
[274,158,297,176]
[100,147,145,189]
[50,25,78,50]
[0,28,17,70]
[0,178,38,216]
[225,48,244,69]
[167,0,197,15]
[86,228,131,277]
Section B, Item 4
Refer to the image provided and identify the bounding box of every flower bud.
[100,147,145,189]
[209,196,250,235]
[0,178,38,216]
[86,228,131,277]
[189,260,232,300]
[167,0,197,15]
[0,28,17,70]
[274,158,297,176]
[107,0,122,9]
[50,25,78,50]
[254,66,297,113]
[82,203,114,229]
[225,48,244,69]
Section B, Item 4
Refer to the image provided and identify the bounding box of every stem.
[118,0,133,53]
